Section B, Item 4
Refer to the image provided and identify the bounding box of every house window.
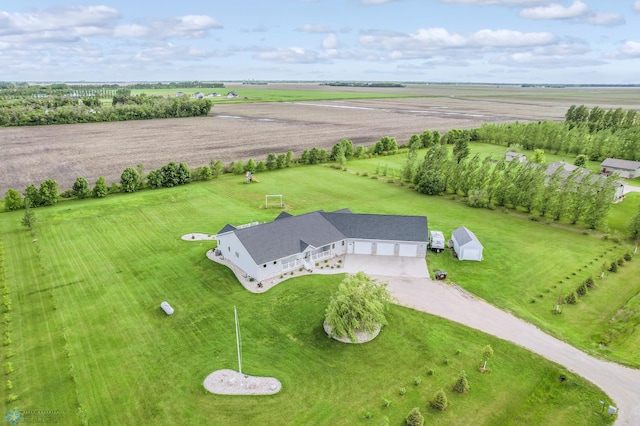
[332,243,335,249]
[235,251,239,258]
[228,246,230,252]
[342,241,345,246]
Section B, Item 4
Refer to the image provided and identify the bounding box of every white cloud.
[322,33,339,49]
[441,0,546,5]
[298,24,332,33]
[153,15,223,39]
[469,29,556,46]
[519,1,589,19]
[617,41,640,57]
[254,47,327,63]
[634,0,640,12]
[587,12,624,26]
[114,24,149,38]
[360,27,556,53]
[0,6,119,35]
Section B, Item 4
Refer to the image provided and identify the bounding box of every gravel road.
[378,275,640,425]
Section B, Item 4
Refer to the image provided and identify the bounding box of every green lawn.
[130,87,414,103]
[0,169,623,424]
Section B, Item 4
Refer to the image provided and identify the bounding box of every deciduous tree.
[120,167,141,193]
[4,189,23,211]
[93,176,108,198]
[72,177,91,199]
[324,272,393,343]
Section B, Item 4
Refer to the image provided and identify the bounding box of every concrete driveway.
[375,274,640,426]
[342,254,429,278]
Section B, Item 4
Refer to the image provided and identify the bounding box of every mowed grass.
[0,169,620,424]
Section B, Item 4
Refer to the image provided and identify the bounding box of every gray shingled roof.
[232,211,346,265]
[221,210,428,265]
[321,212,427,242]
[452,226,482,247]
[601,158,640,171]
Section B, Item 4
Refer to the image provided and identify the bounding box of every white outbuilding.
[451,226,483,261]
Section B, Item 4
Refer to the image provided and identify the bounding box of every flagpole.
[234,306,242,375]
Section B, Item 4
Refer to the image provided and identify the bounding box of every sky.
[1,0,640,84]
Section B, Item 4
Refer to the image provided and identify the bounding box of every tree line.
[2,125,635,234]
[0,95,213,126]
[472,105,640,162]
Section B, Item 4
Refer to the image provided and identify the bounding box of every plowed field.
[2,83,640,194]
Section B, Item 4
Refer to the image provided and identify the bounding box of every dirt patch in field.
[2,89,639,194]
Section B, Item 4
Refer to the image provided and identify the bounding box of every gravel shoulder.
[379,275,640,425]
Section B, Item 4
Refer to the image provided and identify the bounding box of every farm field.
[0,168,622,425]
[3,84,640,195]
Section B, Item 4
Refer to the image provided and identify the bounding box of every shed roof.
[452,226,482,248]
[601,158,640,171]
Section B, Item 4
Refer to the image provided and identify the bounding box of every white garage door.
[462,249,481,261]
[354,241,373,255]
[398,244,418,257]
[376,243,395,256]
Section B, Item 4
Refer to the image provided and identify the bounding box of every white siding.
[216,233,258,279]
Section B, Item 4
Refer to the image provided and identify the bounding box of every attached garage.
[354,241,373,255]
[398,243,418,257]
[451,226,483,261]
[376,243,395,256]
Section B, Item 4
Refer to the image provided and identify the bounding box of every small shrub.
[443,358,451,366]
[455,349,462,356]
[585,276,595,289]
[427,368,435,376]
[617,258,625,267]
[609,262,618,273]
[382,397,391,408]
[576,283,587,297]
[453,370,470,394]
[405,407,425,426]
[565,292,577,305]
[624,252,632,261]
[5,361,13,375]
[364,411,373,419]
[6,379,12,390]
[530,298,536,304]
[399,387,406,396]
[7,393,18,402]
[414,376,421,386]
[430,389,449,412]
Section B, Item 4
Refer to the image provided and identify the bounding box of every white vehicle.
[429,230,445,253]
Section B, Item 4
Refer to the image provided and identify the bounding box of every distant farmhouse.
[600,158,640,179]
[215,209,428,282]
[544,161,624,202]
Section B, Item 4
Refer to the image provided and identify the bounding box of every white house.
[600,158,640,179]
[451,226,483,261]
[545,161,625,203]
[215,209,428,282]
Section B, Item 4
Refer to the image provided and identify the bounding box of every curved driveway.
[375,275,640,425]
